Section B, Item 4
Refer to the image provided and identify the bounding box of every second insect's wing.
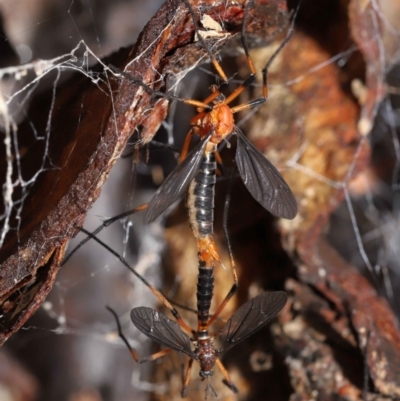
[235,129,297,219]
[218,291,287,355]
[144,133,212,223]
[131,307,197,359]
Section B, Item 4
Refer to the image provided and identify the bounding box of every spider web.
[0,1,400,401]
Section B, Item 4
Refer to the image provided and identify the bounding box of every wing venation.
[235,129,297,219]
[131,307,196,359]
[144,133,212,223]
[219,291,287,355]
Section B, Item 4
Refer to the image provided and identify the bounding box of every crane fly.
[142,115,297,224]
[127,291,287,397]
[80,225,287,397]
[63,0,298,266]
[112,0,298,224]
[66,168,284,396]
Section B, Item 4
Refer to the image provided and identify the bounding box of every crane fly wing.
[144,132,212,223]
[131,307,197,359]
[235,129,297,219]
[218,292,287,355]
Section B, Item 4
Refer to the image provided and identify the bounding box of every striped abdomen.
[187,150,217,239]
[197,263,214,325]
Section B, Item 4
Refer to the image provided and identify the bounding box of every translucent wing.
[219,291,287,355]
[235,129,297,219]
[131,307,197,359]
[144,133,212,223]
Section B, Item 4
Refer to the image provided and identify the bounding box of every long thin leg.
[109,65,212,110]
[81,228,194,334]
[62,203,148,265]
[206,280,237,327]
[215,359,238,394]
[226,0,299,111]
[223,1,257,106]
[181,0,228,84]
[120,139,181,160]
[261,2,300,93]
[107,306,172,363]
[145,140,181,154]
[181,358,194,398]
[182,0,257,106]
[178,129,195,163]
[206,167,238,326]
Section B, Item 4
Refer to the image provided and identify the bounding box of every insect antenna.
[205,379,218,399]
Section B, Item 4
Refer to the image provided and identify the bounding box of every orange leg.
[182,0,228,83]
[141,348,172,363]
[215,359,238,393]
[230,98,266,114]
[109,65,212,110]
[201,84,223,106]
[206,270,238,327]
[179,129,195,163]
[82,228,195,335]
[226,0,297,111]
[181,358,194,398]
[215,151,223,166]
[206,167,239,327]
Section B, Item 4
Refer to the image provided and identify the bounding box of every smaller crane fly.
[127,291,287,396]
[80,227,287,397]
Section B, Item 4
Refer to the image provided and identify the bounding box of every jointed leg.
[201,84,224,106]
[182,0,258,107]
[179,129,195,163]
[206,167,238,326]
[109,65,211,110]
[81,228,194,335]
[226,0,298,112]
[62,204,148,265]
[206,278,237,326]
[181,0,228,84]
[107,306,172,363]
[223,1,258,106]
[216,359,238,393]
[181,358,194,398]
